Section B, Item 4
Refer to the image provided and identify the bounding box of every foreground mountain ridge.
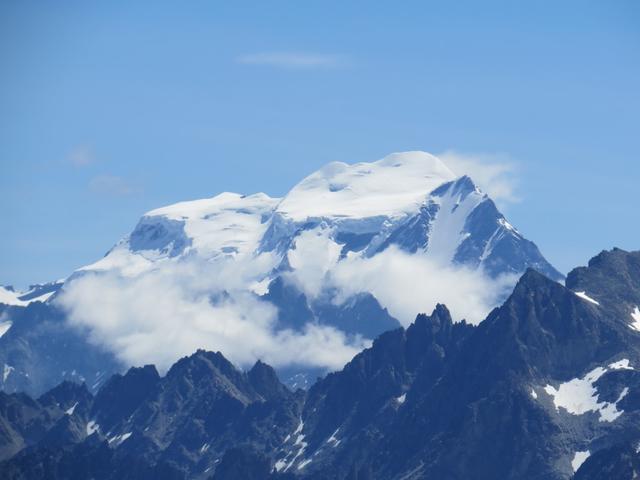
[0,151,562,397]
[0,248,638,479]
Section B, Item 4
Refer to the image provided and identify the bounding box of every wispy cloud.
[438,151,520,207]
[68,145,96,167]
[285,229,516,326]
[330,247,517,326]
[88,175,138,196]
[236,52,345,69]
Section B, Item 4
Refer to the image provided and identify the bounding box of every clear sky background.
[1,1,639,287]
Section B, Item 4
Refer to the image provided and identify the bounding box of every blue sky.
[1,1,639,287]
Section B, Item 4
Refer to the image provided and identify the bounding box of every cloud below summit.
[284,230,516,326]
[330,248,517,326]
[57,256,369,374]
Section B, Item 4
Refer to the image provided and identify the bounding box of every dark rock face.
[212,447,272,480]
[0,302,122,396]
[0,248,639,479]
[0,381,92,462]
[0,349,302,479]
[566,248,640,316]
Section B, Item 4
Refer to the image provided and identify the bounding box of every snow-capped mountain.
[0,151,562,395]
[82,151,560,280]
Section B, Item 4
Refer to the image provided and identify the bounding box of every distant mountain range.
[0,152,563,396]
[0,248,638,479]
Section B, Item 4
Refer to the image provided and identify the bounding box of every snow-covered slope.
[0,287,29,307]
[275,151,455,221]
[0,282,62,307]
[79,192,279,277]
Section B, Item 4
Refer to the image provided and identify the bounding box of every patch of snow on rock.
[0,320,12,338]
[326,428,341,447]
[573,291,600,305]
[630,307,640,332]
[86,420,99,436]
[65,402,78,415]
[544,365,629,422]
[3,364,14,382]
[108,432,132,446]
[599,388,629,422]
[572,451,590,472]
[276,420,310,472]
[609,359,633,370]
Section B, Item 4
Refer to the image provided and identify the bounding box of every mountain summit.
[275,151,457,221]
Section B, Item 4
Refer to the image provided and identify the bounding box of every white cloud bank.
[285,229,516,326]
[57,225,516,375]
[57,255,368,374]
[331,249,516,326]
